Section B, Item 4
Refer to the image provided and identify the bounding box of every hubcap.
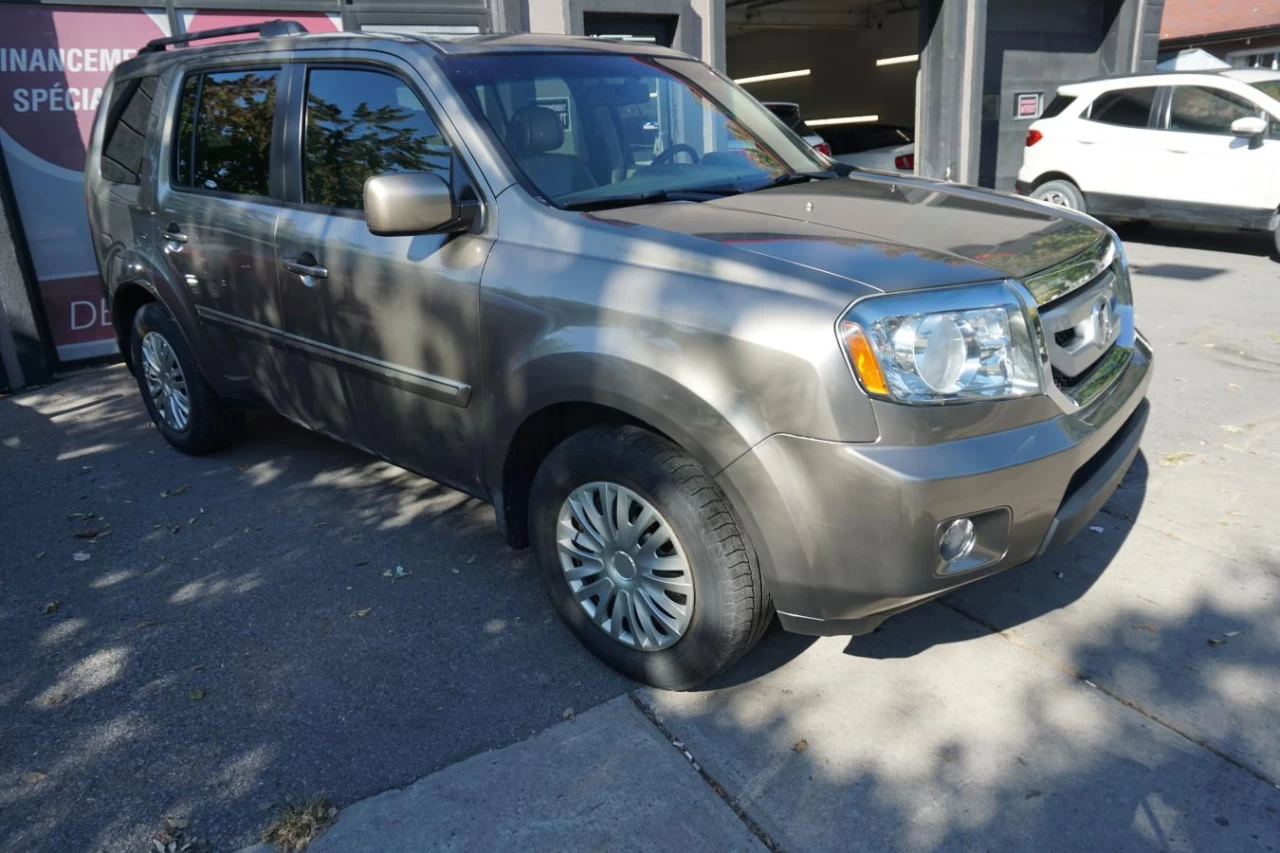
[140,331,191,431]
[1039,190,1072,208]
[557,482,694,651]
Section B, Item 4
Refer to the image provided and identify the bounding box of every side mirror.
[1230,116,1268,149]
[364,172,458,236]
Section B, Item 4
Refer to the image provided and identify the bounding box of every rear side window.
[1168,86,1259,135]
[1041,94,1076,119]
[173,68,280,196]
[100,76,158,185]
[303,68,452,211]
[1086,87,1156,128]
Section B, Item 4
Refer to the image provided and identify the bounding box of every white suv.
[1017,69,1280,253]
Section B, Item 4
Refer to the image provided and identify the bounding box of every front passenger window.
[1169,86,1259,135]
[303,68,452,211]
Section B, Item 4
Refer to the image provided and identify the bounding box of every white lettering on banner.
[0,47,136,75]
[69,299,111,331]
[11,86,103,113]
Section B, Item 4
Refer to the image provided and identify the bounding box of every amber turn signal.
[841,321,888,396]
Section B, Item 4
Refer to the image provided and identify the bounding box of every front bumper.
[717,334,1152,637]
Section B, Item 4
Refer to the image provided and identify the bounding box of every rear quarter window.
[1041,94,1076,119]
[100,75,158,185]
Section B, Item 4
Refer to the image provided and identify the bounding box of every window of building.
[1229,49,1280,71]
[1085,87,1156,128]
[100,76,158,185]
[303,68,452,211]
[1169,86,1259,135]
[173,68,280,196]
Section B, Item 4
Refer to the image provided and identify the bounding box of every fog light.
[939,518,977,563]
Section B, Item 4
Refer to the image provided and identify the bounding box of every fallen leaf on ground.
[1025,789,1042,800]
[236,463,251,471]
[1207,638,1227,648]
[1227,382,1241,391]
[160,484,190,498]
[165,816,190,830]
[66,511,97,520]
[73,528,100,539]
[137,621,157,629]
[793,738,808,753]
[42,600,59,615]
[72,552,91,562]
[188,688,206,701]
[351,608,372,618]
[43,693,67,707]
[1133,624,1155,633]
[1160,451,1193,467]
[1088,525,1104,533]
[2,436,20,449]
[1223,631,1241,638]
[562,707,575,721]
[354,560,370,567]
[34,550,46,560]
[21,771,46,784]
[312,521,328,528]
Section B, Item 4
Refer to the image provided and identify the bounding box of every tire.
[130,302,243,454]
[1031,179,1087,214]
[529,425,771,690]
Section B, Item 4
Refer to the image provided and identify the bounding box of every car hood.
[597,172,1108,293]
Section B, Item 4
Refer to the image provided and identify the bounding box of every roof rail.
[139,19,305,54]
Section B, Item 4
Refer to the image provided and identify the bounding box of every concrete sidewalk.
[241,696,766,853]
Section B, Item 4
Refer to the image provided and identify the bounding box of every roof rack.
[139,19,305,54]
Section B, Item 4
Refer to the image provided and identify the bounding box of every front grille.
[1025,238,1134,409]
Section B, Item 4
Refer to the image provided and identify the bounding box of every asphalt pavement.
[3,225,1279,852]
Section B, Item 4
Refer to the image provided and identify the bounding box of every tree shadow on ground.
[0,367,632,852]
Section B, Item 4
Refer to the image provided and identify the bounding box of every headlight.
[838,282,1042,404]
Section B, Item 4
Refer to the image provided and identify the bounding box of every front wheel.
[1030,179,1087,213]
[529,425,771,690]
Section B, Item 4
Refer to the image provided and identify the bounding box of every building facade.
[1159,0,1280,69]
[0,0,1161,390]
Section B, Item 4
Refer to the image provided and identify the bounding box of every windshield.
[441,53,830,208]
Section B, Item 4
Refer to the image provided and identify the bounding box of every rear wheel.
[1031,179,1086,213]
[131,302,242,454]
[529,425,771,690]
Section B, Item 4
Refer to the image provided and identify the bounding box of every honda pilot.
[87,23,1152,688]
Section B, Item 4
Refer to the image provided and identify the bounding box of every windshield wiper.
[745,170,844,192]
[561,186,737,211]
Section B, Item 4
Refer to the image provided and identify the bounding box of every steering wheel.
[650,144,701,166]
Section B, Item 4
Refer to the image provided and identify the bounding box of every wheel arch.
[490,357,761,549]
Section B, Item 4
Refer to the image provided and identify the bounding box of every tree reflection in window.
[186,69,279,196]
[304,69,452,211]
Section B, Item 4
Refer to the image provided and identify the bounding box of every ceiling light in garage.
[733,68,811,84]
[807,115,880,126]
[876,54,919,66]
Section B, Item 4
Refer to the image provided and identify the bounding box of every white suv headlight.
[838,282,1043,404]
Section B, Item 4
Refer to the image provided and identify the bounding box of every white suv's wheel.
[1031,179,1086,213]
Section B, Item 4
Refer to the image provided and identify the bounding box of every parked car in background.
[762,101,831,155]
[825,123,915,172]
[89,23,1151,690]
[1018,69,1280,253]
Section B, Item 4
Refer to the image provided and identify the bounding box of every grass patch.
[261,798,337,852]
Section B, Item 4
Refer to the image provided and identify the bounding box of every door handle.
[162,222,188,243]
[282,256,329,285]
[1078,138,1097,145]
[1167,148,1188,154]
